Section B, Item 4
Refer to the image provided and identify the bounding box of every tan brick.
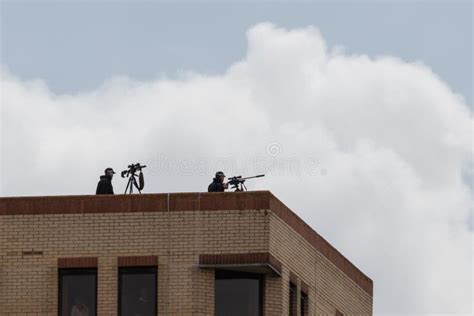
[0,192,372,315]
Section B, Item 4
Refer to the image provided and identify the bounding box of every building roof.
[0,190,373,296]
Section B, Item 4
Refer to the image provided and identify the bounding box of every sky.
[1,1,472,106]
[1,1,473,315]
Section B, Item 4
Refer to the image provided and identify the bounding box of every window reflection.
[300,291,308,316]
[59,268,97,316]
[289,282,297,316]
[119,267,157,316]
[215,270,263,316]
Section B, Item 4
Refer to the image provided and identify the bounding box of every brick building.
[0,191,373,315]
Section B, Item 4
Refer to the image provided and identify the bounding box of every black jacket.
[96,175,114,195]
[208,178,225,192]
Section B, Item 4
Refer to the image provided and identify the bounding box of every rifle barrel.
[240,174,265,180]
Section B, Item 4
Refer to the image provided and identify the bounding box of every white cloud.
[1,23,472,314]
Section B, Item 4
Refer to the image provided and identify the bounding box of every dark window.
[289,282,297,316]
[215,270,264,316]
[300,291,308,316]
[119,267,157,316]
[59,268,97,316]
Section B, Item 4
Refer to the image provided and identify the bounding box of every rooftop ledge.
[0,191,373,296]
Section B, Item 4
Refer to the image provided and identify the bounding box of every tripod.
[232,180,247,192]
[121,163,146,194]
[124,173,142,194]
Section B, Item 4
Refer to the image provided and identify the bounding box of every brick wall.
[269,214,372,315]
[0,192,372,315]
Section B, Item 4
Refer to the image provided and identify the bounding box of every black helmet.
[215,171,226,178]
[104,167,116,174]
